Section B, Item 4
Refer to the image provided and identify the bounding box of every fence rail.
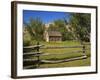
[23,59,38,62]
[24,45,44,49]
[23,51,43,56]
[41,55,87,64]
[41,45,83,49]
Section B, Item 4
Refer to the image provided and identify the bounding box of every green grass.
[40,41,81,46]
[23,41,91,69]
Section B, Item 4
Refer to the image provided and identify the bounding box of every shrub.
[23,32,31,46]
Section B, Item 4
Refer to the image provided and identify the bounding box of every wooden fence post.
[83,45,86,56]
[37,42,40,67]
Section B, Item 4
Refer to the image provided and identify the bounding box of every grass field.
[23,41,91,69]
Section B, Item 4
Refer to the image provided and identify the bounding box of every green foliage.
[23,39,31,46]
[25,17,45,41]
[23,32,31,46]
[48,23,58,31]
[54,20,67,39]
[70,13,91,42]
[65,32,75,40]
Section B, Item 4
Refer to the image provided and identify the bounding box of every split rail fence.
[23,42,90,69]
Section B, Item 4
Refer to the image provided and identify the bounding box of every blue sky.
[23,10,71,24]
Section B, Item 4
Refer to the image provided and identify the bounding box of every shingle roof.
[48,31,62,37]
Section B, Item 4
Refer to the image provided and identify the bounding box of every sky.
[23,10,71,24]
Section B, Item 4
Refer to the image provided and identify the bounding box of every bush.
[23,32,31,46]
[23,39,31,46]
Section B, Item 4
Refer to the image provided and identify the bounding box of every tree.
[70,13,91,42]
[54,19,75,41]
[48,23,58,31]
[24,17,45,41]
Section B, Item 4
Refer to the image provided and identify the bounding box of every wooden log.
[23,51,43,56]
[23,65,39,69]
[23,59,38,62]
[41,55,87,64]
[41,45,83,49]
[23,65,35,69]
[82,43,91,45]
[24,50,83,57]
[23,45,44,49]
